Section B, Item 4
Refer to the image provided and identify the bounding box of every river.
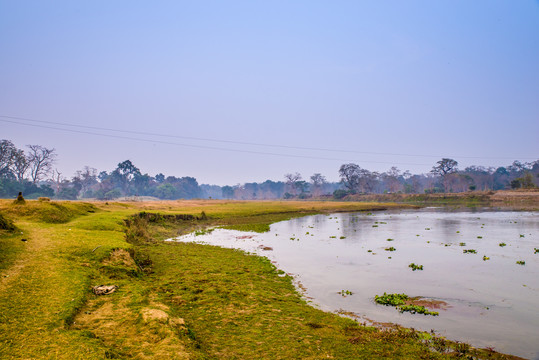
[172,208,539,359]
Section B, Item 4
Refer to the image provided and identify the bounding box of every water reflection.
[173,208,538,359]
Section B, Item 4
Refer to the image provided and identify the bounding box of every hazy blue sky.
[1,1,538,185]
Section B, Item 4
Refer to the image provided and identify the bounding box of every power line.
[1,114,534,160]
[0,118,434,166]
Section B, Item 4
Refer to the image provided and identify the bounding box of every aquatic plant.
[463,249,477,254]
[374,293,408,306]
[374,293,438,316]
[339,289,353,297]
[339,236,346,239]
[194,228,214,236]
[477,236,483,239]
[329,236,336,239]
[520,234,525,238]
[459,242,466,246]
[384,247,396,252]
[408,263,423,271]
[367,250,372,253]
[372,225,378,228]
[386,238,394,241]
[482,256,490,261]
[534,248,538,254]
[516,260,525,265]
[398,305,439,316]
[499,242,506,247]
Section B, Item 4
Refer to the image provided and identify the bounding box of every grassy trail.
[0,200,523,359]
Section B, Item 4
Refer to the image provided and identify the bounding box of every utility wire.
[1,114,534,160]
[0,118,434,166]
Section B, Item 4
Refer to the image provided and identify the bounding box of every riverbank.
[0,199,525,359]
[340,189,539,210]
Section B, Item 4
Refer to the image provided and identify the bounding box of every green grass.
[0,199,522,359]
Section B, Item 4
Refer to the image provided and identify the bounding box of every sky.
[1,1,538,186]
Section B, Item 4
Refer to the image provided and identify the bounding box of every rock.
[92,285,118,295]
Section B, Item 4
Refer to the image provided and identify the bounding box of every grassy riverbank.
[0,199,523,359]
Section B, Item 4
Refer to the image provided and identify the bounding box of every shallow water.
[173,208,539,359]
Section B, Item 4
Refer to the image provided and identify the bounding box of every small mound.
[4,201,98,223]
[103,248,138,270]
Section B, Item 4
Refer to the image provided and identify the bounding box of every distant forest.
[1,139,538,200]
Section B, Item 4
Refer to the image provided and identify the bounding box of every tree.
[383,167,402,193]
[431,158,458,177]
[310,173,327,196]
[12,149,30,183]
[111,160,141,194]
[0,140,17,177]
[338,163,361,193]
[221,185,234,199]
[73,166,98,197]
[431,158,458,192]
[26,145,56,183]
[284,173,302,196]
[155,173,165,183]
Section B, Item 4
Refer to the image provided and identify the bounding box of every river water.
[172,208,539,359]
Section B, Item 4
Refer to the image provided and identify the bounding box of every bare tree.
[284,172,302,195]
[383,166,402,193]
[310,173,327,196]
[27,145,56,183]
[51,169,63,194]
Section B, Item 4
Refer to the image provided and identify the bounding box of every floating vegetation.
[372,225,378,228]
[290,237,296,241]
[408,263,423,271]
[386,238,394,241]
[516,260,526,265]
[305,232,309,235]
[477,236,483,239]
[463,249,477,254]
[374,293,438,316]
[482,256,490,261]
[379,222,387,224]
[456,231,460,233]
[425,228,431,230]
[520,234,525,238]
[367,249,372,252]
[459,242,466,246]
[499,242,506,247]
[340,236,346,239]
[398,304,439,316]
[338,289,353,297]
[374,293,408,306]
[534,248,539,254]
[384,246,396,252]
[444,244,451,247]
[329,236,336,239]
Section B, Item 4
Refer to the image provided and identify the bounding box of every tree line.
[0,139,537,200]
